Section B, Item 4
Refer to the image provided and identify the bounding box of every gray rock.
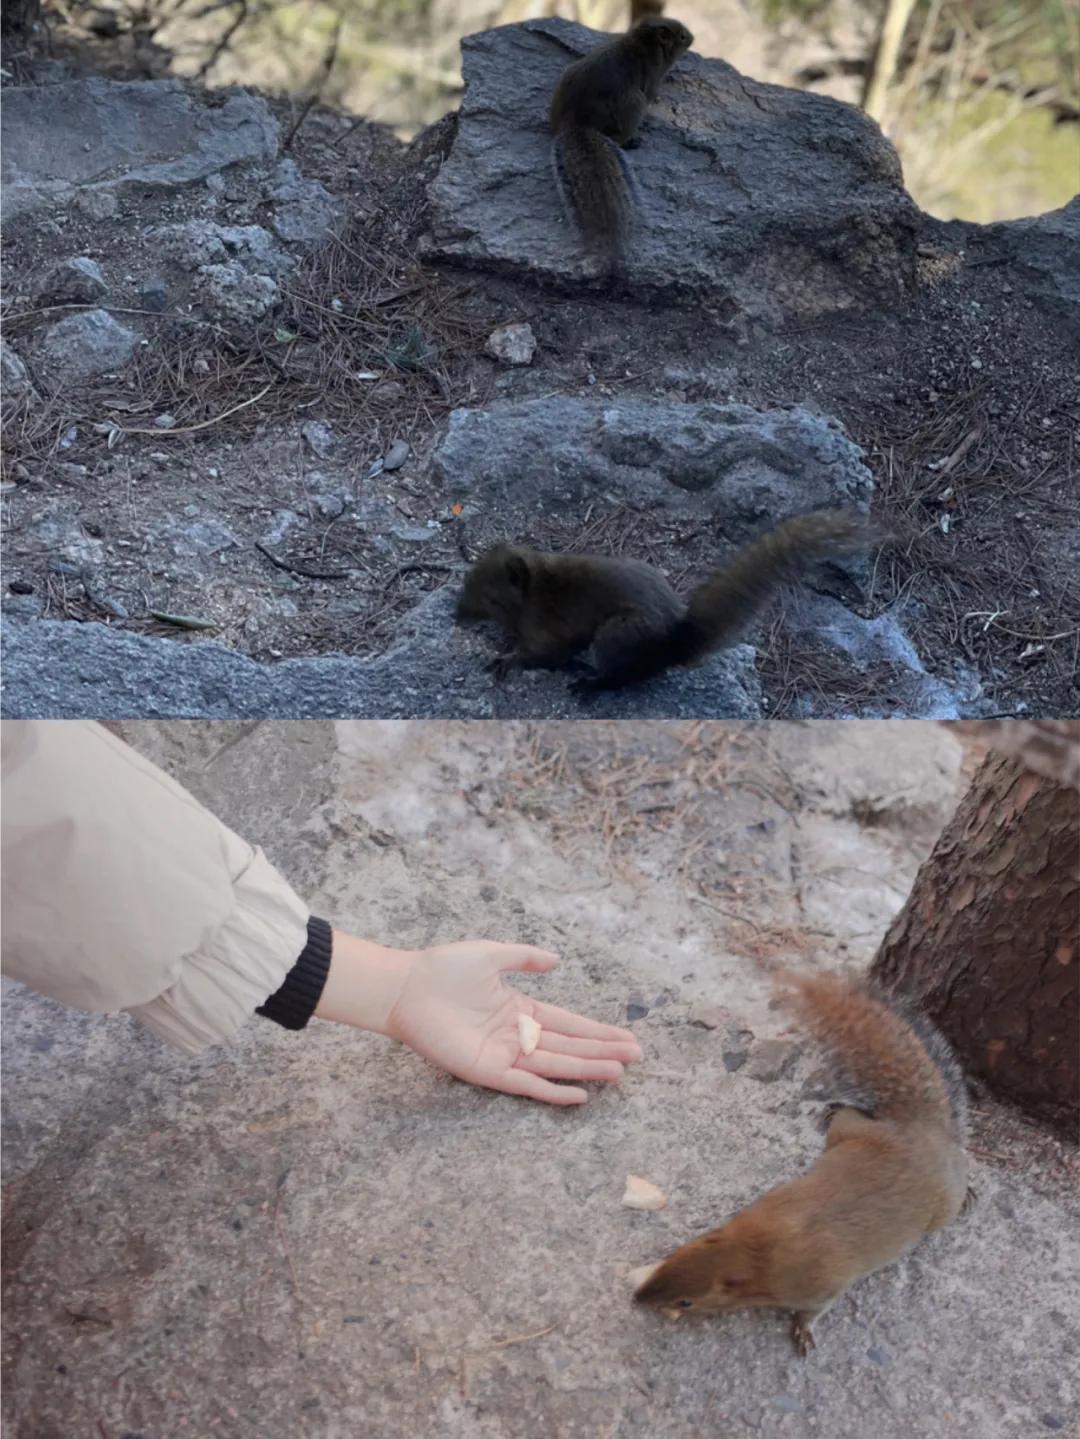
[2,594,43,620]
[269,158,342,244]
[301,419,335,457]
[687,1001,729,1030]
[261,509,304,546]
[0,340,34,404]
[434,396,872,525]
[746,1038,800,1083]
[193,264,280,325]
[0,589,762,720]
[141,277,168,312]
[36,256,107,306]
[424,19,916,322]
[1,77,279,223]
[789,590,982,720]
[382,439,410,471]
[486,322,537,365]
[38,309,137,384]
[965,195,1080,332]
[73,188,119,221]
[154,220,292,277]
[391,522,440,543]
[156,517,240,559]
[24,508,104,569]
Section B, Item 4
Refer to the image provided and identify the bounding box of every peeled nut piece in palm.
[517,1013,542,1055]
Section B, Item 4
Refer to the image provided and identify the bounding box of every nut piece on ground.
[517,1013,542,1055]
[627,1261,661,1290]
[622,1175,667,1211]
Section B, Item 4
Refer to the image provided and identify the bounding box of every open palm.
[385,942,642,1105]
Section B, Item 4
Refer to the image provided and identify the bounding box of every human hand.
[386,941,642,1106]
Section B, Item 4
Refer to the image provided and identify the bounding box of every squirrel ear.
[504,552,531,593]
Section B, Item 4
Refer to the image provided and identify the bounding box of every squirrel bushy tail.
[776,971,967,1140]
[552,125,635,267]
[673,509,875,663]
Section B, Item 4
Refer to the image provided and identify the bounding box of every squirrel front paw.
[486,655,518,683]
[790,1314,817,1358]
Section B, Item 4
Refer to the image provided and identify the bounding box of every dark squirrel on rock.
[549,14,694,271]
[456,509,880,692]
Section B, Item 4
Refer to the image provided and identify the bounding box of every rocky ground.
[2,720,1078,1438]
[2,21,1078,720]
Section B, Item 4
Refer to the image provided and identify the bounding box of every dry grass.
[0,201,489,477]
[487,722,814,960]
[844,382,1080,701]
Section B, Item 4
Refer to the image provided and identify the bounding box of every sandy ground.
[2,720,1077,1438]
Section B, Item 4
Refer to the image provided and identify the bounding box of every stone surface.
[0,77,279,222]
[2,721,1075,1439]
[38,308,137,384]
[745,1038,800,1083]
[269,157,342,243]
[0,593,763,720]
[0,339,34,404]
[963,195,1080,333]
[36,256,107,306]
[485,321,537,365]
[193,263,280,324]
[434,396,873,525]
[153,220,293,276]
[424,19,917,321]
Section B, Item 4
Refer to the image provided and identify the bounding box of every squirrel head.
[456,545,536,626]
[631,15,694,62]
[633,1217,772,1317]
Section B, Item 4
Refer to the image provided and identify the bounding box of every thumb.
[490,944,560,975]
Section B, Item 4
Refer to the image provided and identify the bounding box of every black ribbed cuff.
[256,916,333,1031]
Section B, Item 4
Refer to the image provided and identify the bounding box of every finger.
[497,1068,588,1106]
[517,1050,625,1083]
[489,944,560,975]
[532,1000,640,1044]
[538,1031,643,1063]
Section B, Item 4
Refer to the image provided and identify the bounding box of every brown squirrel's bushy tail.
[777,971,967,1139]
[552,124,635,268]
[674,509,877,663]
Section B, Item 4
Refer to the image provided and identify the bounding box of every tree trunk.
[871,750,1079,1136]
[861,0,918,121]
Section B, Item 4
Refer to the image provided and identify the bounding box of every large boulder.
[433,396,874,527]
[0,76,279,222]
[0,602,763,721]
[424,19,918,322]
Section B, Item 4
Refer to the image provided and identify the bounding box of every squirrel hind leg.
[790,1294,840,1356]
[591,613,674,687]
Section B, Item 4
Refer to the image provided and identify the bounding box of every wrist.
[312,930,416,1037]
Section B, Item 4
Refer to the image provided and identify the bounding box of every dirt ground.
[2,76,1078,718]
[2,720,1077,1438]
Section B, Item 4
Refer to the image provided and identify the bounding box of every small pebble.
[382,439,410,471]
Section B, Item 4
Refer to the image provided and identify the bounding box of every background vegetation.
[19,0,1080,221]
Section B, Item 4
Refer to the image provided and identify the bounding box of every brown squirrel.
[455,509,877,691]
[549,15,694,270]
[634,972,971,1355]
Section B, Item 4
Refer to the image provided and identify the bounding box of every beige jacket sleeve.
[1,721,309,1055]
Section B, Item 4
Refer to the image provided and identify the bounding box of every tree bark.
[861,0,918,121]
[872,750,1079,1136]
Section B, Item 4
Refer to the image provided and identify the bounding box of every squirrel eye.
[676,1299,694,1309]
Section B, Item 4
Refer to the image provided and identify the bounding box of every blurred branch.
[862,0,918,120]
[283,9,343,150]
[194,0,247,80]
